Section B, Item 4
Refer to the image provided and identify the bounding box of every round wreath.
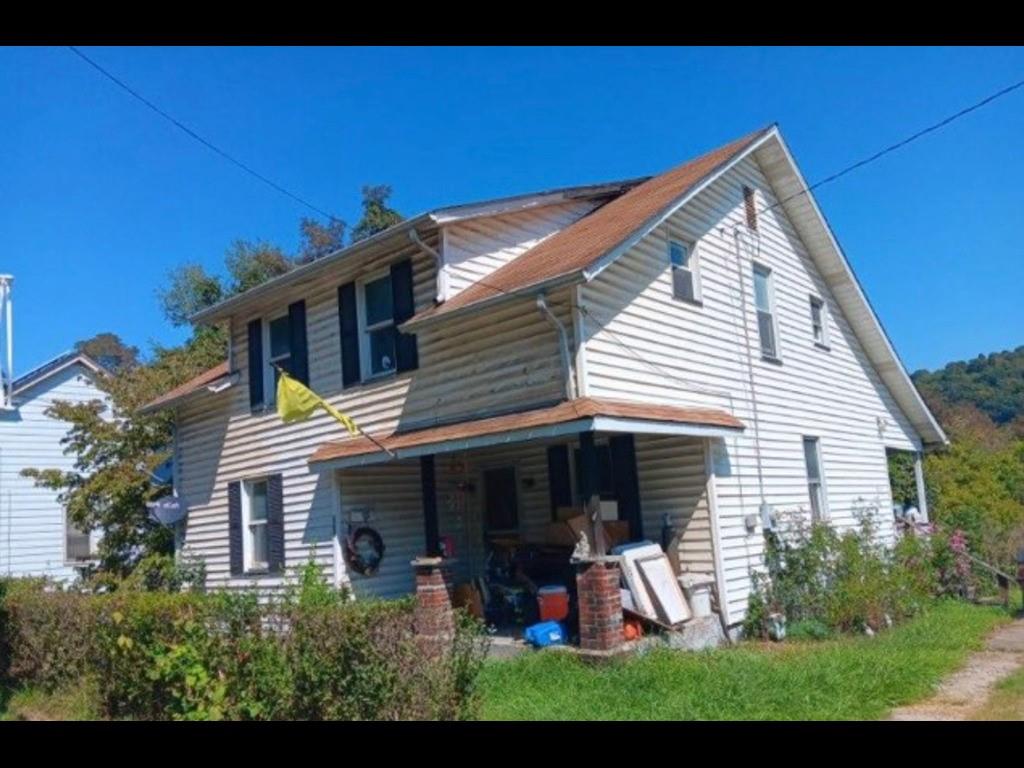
[344,526,386,576]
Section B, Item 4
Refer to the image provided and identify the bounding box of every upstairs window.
[65,512,96,563]
[360,272,397,378]
[668,237,700,304]
[753,263,778,360]
[802,437,827,522]
[810,296,829,348]
[265,314,292,404]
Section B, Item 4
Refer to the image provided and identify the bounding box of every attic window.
[743,186,758,230]
[668,236,700,304]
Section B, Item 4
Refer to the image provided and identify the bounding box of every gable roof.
[404,127,774,328]
[10,351,105,396]
[137,360,234,414]
[189,178,646,327]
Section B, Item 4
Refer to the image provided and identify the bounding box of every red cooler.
[537,585,570,622]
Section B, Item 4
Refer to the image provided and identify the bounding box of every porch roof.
[308,396,744,470]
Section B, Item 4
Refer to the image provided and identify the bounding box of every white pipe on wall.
[0,275,13,409]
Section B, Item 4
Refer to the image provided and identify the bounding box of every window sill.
[761,354,783,365]
[673,296,703,308]
[362,369,398,384]
[814,342,831,352]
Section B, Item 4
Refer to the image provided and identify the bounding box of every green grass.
[971,665,1024,721]
[478,600,1009,720]
[0,680,99,721]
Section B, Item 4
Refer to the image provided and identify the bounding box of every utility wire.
[67,46,342,223]
[760,75,1024,216]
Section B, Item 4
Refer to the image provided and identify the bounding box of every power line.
[67,46,342,223]
[761,75,1024,216]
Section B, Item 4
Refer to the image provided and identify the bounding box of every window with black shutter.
[345,258,418,384]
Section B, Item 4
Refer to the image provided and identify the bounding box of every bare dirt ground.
[889,618,1024,721]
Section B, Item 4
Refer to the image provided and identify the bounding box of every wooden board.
[619,543,663,619]
[637,555,691,625]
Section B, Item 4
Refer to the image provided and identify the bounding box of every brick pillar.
[412,556,454,652]
[575,558,624,656]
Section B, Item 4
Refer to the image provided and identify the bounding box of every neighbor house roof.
[404,127,772,328]
[308,397,745,469]
[138,361,234,414]
[11,351,105,396]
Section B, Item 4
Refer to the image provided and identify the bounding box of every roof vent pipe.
[536,293,576,401]
[408,229,447,304]
[0,275,12,410]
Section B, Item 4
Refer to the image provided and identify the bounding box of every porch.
[309,397,744,651]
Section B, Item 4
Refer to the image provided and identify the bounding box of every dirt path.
[889,619,1024,721]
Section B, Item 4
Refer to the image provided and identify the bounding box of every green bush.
[1,562,487,721]
[744,516,947,639]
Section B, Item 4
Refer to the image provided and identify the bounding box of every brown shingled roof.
[407,127,771,326]
[309,396,743,465]
[139,361,232,413]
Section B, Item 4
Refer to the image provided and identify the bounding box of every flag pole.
[272,364,396,459]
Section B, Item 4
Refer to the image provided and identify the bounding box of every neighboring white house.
[0,352,106,580]
[142,125,946,630]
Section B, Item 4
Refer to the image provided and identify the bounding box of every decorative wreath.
[344,526,386,576]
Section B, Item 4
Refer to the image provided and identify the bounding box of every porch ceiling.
[308,396,744,470]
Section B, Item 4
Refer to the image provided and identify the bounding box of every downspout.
[536,293,576,401]
[408,229,447,304]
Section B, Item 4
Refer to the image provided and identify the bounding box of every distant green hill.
[913,346,1024,426]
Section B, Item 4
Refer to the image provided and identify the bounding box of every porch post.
[578,431,607,556]
[420,454,441,557]
[575,558,624,656]
[913,452,929,523]
[412,556,454,654]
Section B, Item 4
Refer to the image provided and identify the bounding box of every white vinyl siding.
[580,153,922,623]
[0,363,107,581]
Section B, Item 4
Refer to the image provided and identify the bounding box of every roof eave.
[137,370,238,415]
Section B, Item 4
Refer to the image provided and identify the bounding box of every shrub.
[3,579,97,692]
[1,561,487,721]
[744,516,945,639]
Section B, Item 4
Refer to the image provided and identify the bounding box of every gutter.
[408,229,447,304]
[536,293,576,400]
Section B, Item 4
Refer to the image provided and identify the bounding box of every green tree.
[297,217,346,264]
[224,240,293,294]
[350,185,403,244]
[75,332,140,372]
[158,264,225,327]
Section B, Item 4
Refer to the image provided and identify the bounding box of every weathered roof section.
[11,351,105,396]
[309,396,744,467]
[138,361,233,414]
[405,128,773,327]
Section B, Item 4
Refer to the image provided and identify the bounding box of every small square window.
[668,237,699,304]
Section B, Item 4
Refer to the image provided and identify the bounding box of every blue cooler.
[523,620,567,648]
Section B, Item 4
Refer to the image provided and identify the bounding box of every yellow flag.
[276,370,358,436]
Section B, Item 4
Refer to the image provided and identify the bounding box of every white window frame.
[262,312,291,407]
[356,269,398,381]
[242,477,270,573]
[752,261,781,361]
[802,436,829,522]
[809,295,830,350]
[667,231,701,304]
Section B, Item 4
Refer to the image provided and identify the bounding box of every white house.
[141,125,946,634]
[0,350,107,580]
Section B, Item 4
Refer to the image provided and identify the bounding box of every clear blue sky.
[2,46,1022,375]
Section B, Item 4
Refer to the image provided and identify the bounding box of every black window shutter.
[610,434,643,540]
[227,481,243,576]
[390,259,419,372]
[247,319,264,411]
[267,474,285,574]
[546,444,572,520]
[287,300,309,385]
[338,282,361,388]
